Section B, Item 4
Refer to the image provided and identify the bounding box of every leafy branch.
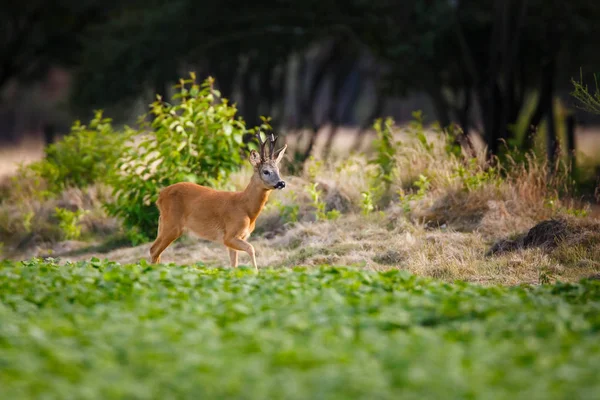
[570,70,600,115]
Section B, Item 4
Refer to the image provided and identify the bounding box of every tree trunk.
[426,83,451,128]
[154,73,168,101]
[351,94,382,152]
[323,60,359,158]
[43,124,56,147]
[542,59,557,171]
[566,114,576,177]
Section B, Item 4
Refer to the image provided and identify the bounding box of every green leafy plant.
[367,118,398,206]
[360,191,375,215]
[307,183,340,221]
[105,74,259,240]
[407,110,434,153]
[399,174,431,213]
[271,191,300,224]
[54,207,88,240]
[544,197,590,218]
[369,117,397,188]
[22,111,124,195]
[452,158,502,192]
[570,70,600,115]
[22,211,34,234]
[443,123,465,158]
[2,259,600,399]
[305,156,324,182]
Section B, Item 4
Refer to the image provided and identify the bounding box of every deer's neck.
[241,174,271,221]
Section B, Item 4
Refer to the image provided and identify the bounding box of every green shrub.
[54,207,88,240]
[307,183,340,221]
[20,111,124,196]
[105,74,260,240]
[369,117,397,204]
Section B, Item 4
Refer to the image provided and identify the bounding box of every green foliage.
[369,117,397,187]
[10,165,53,203]
[570,71,600,115]
[367,117,399,208]
[1,259,600,399]
[544,197,590,218]
[10,111,123,200]
[453,159,502,192]
[41,111,123,193]
[398,174,431,213]
[307,183,340,221]
[407,110,434,153]
[271,192,300,224]
[22,211,34,234]
[54,207,88,241]
[105,74,256,240]
[306,156,324,182]
[442,123,465,158]
[360,191,375,215]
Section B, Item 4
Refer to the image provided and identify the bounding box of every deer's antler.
[255,132,267,161]
[269,133,278,160]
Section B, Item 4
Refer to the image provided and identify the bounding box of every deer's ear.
[274,144,287,164]
[249,150,261,167]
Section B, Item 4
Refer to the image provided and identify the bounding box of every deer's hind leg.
[150,210,184,264]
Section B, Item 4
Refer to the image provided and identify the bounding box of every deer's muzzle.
[274,181,286,190]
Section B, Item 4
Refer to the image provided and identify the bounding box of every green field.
[1,259,600,399]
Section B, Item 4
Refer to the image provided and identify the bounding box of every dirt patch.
[373,249,408,265]
[487,218,600,257]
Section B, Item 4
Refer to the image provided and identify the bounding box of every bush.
[105,74,261,240]
[18,111,124,196]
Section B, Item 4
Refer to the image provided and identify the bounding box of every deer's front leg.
[223,220,258,271]
[228,248,238,268]
[224,236,257,271]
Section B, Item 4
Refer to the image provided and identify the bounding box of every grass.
[1,258,600,399]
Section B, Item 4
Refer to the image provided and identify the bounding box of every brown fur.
[149,140,287,270]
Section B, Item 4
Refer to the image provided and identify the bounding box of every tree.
[0,1,119,94]
[0,1,121,143]
[67,0,600,163]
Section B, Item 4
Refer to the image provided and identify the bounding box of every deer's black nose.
[274,181,286,189]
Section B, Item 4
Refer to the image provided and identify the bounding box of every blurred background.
[1,0,600,178]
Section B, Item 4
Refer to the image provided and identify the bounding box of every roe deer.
[149,133,287,271]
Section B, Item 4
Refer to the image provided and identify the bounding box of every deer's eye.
[263,170,270,176]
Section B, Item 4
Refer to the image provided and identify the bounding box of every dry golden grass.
[0,185,119,254]
[47,211,599,286]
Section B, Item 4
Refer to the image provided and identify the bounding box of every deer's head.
[249,132,287,190]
